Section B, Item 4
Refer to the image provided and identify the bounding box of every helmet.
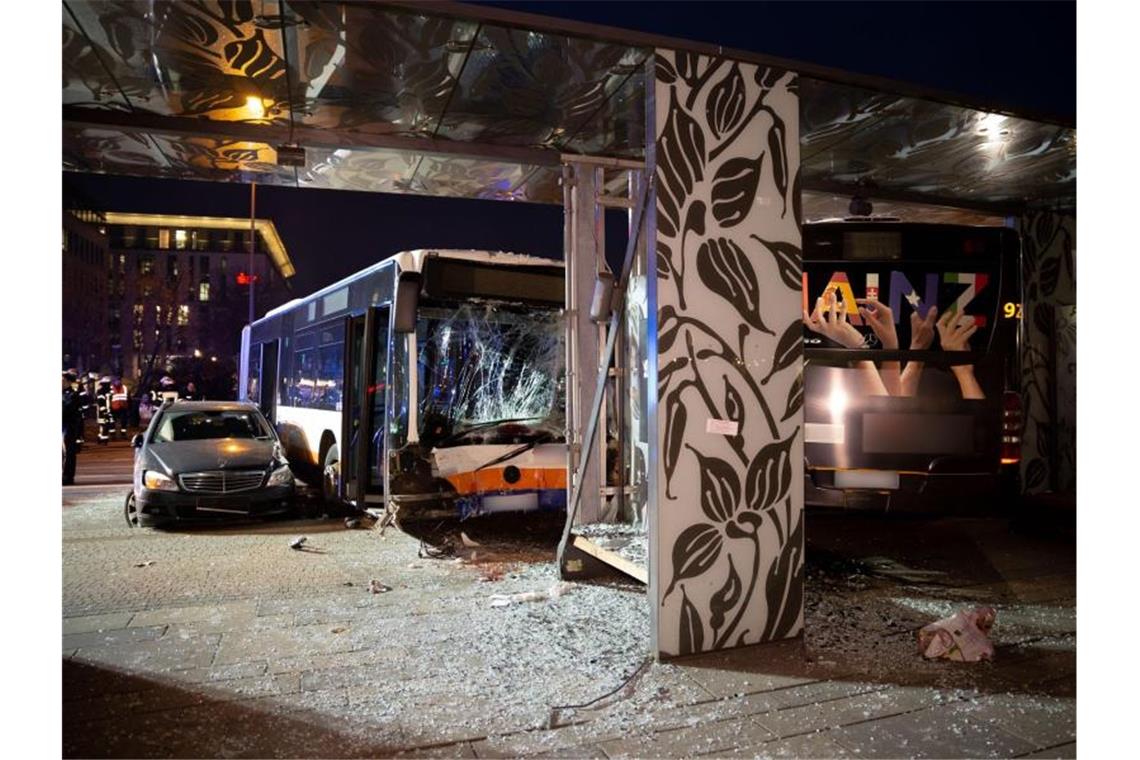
[160,375,176,387]
[100,376,112,384]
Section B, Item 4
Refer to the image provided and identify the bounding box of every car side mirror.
[131,434,144,448]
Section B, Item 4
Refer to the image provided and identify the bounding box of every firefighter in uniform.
[110,378,129,438]
[95,376,113,444]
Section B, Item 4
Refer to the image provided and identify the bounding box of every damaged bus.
[240,250,566,521]
[801,221,1023,510]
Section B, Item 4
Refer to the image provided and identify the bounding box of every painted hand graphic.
[937,310,979,351]
[856,298,898,350]
[803,290,864,349]
[909,306,939,350]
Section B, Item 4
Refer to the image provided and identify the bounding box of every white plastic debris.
[917,606,996,662]
[489,582,573,608]
[289,536,307,550]
[460,531,482,547]
[368,580,393,594]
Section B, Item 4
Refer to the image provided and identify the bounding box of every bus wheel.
[124,492,140,529]
[321,448,342,509]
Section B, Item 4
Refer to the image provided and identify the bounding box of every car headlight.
[267,465,294,487]
[143,470,178,491]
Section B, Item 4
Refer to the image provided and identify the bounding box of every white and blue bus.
[240,250,568,521]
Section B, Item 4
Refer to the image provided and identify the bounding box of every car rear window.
[153,410,270,442]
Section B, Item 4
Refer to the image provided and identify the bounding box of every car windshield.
[153,410,271,442]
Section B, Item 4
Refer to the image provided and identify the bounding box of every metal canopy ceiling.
[62,1,1074,211]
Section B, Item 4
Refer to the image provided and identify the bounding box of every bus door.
[258,340,278,422]
[340,307,390,503]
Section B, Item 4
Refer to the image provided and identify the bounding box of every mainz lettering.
[942,272,989,326]
[803,271,988,324]
[887,271,938,321]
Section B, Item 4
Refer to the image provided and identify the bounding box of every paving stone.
[163,611,294,638]
[530,744,609,759]
[752,685,947,738]
[1022,741,1077,758]
[128,600,259,629]
[397,740,479,758]
[213,621,362,666]
[470,721,628,757]
[830,703,1038,758]
[399,699,542,747]
[175,659,269,684]
[62,612,134,635]
[62,624,166,652]
[714,731,855,758]
[958,694,1076,751]
[268,646,406,674]
[73,632,221,673]
[254,686,351,715]
[600,715,774,758]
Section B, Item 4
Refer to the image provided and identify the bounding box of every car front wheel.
[124,491,140,528]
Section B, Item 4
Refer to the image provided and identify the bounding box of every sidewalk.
[63,492,1075,758]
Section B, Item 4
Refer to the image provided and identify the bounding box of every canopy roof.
[62,1,1074,212]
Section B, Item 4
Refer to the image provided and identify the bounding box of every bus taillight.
[1001,391,1022,465]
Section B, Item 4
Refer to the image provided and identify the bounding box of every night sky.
[65,1,1075,296]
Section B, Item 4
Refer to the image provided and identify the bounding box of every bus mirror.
[394,272,422,333]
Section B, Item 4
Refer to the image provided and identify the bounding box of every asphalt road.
[66,439,134,489]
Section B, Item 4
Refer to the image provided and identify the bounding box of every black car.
[126,400,295,527]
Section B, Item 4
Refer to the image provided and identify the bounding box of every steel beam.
[62,106,563,168]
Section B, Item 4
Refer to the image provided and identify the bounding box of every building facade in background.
[62,206,111,374]
[62,208,296,385]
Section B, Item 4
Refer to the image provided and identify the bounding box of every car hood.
[147,439,278,475]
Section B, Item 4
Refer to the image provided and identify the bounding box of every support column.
[564,161,606,525]
[1018,211,1076,495]
[648,50,805,657]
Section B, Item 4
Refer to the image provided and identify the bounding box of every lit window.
[174,229,188,249]
[139,255,155,275]
[132,329,143,349]
[199,282,211,302]
[177,305,190,326]
[158,229,171,249]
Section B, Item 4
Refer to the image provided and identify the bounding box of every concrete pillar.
[647,50,805,657]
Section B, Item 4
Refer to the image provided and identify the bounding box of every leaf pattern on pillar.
[653,49,803,656]
[1018,211,1076,496]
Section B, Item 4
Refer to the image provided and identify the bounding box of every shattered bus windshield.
[416,303,565,446]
